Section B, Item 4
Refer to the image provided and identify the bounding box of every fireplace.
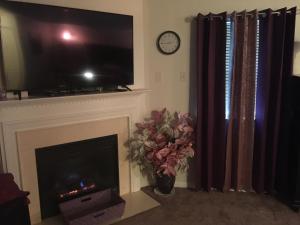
[35,135,119,220]
[0,91,149,224]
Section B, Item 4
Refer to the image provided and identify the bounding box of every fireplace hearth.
[35,135,119,220]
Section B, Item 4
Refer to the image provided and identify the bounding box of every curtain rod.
[186,9,300,21]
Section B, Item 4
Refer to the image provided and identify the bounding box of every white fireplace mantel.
[0,89,150,191]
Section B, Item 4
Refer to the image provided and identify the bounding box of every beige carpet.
[114,187,300,225]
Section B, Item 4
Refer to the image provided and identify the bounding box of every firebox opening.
[35,134,119,220]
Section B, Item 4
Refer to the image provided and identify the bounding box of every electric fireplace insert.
[35,135,119,219]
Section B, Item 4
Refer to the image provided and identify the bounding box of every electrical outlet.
[179,72,186,82]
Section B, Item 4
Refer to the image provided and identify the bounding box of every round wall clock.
[157,31,181,55]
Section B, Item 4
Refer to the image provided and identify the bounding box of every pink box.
[59,189,125,225]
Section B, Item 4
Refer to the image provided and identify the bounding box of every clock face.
[157,31,181,55]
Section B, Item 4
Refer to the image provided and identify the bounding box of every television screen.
[0,1,133,93]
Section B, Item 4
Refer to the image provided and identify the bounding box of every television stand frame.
[120,85,132,92]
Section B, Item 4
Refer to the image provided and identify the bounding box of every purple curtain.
[252,7,297,193]
[0,17,5,92]
[195,13,227,191]
[224,11,257,191]
[195,8,296,193]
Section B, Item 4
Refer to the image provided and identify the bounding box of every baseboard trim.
[174,181,188,188]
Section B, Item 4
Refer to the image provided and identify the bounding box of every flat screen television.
[0,1,133,95]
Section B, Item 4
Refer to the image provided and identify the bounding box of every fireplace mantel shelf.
[0,88,150,108]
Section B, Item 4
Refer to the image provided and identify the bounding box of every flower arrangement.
[127,108,195,177]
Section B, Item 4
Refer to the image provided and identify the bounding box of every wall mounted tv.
[0,1,133,95]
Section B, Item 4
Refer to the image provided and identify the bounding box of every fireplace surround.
[0,90,149,224]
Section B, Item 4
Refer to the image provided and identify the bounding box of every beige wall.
[10,0,145,89]
[144,0,300,113]
[295,42,300,76]
[0,6,26,90]
[0,150,3,173]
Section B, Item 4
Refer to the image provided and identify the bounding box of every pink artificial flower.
[151,108,167,124]
[146,152,154,160]
[155,133,167,145]
[160,162,177,177]
[130,109,195,177]
[155,147,171,161]
[175,138,186,145]
[177,124,184,132]
[183,126,194,133]
[135,122,145,131]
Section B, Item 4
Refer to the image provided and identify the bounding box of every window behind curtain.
[225,18,234,120]
[225,18,260,120]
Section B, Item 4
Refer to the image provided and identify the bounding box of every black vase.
[156,173,175,194]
